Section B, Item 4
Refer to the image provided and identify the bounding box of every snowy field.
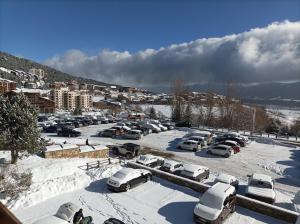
[1,123,299,224]
[267,107,300,126]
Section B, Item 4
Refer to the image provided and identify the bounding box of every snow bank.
[7,155,120,211]
[255,137,288,147]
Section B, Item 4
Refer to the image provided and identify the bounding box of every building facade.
[28,68,45,79]
[0,78,17,93]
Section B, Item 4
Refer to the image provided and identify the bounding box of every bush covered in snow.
[0,165,32,199]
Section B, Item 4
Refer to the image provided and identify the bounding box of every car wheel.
[231,203,236,213]
[126,153,131,159]
[125,183,130,191]
[178,146,182,149]
[225,153,230,158]
[193,148,197,152]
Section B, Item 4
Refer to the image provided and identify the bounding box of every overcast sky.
[44,21,300,86]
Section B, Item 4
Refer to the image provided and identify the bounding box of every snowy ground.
[267,107,300,126]
[1,123,299,224]
[9,155,288,224]
[39,124,300,211]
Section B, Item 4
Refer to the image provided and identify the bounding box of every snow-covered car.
[123,129,142,140]
[157,123,168,131]
[143,123,161,133]
[193,182,236,223]
[245,173,276,204]
[292,191,300,213]
[136,154,164,168]
[188,136,207,147]
[159,159,184,174]
[180,164,209,182]
[177,140,201,152]
[107,168,152,192]
[216,140,240,153]
[207,144,234,158]
[215,173,239,190]
[32,202,78,224]
[104,218,125,224]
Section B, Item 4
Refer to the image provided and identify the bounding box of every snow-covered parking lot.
[11,156,287,224]
[41,123,300,208]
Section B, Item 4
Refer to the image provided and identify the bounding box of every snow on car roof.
[224,140,238,145]
[163,159,181,167]
[216,173,236,183]
[252,173,273,183]
[184,164,208,172]
[201,182,235,205]
[117,167,136,175]
[32,215,69,224]
[213,144,231,149]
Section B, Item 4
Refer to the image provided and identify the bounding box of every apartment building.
[76,94,92,109]
[0,78,17,93]
[63,91,77,110]
[28,68,45,79]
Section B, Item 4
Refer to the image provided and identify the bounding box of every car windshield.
[113,171,126,179]
[250,180,272,189]
[200,191,223,210]
[139,155,148,161]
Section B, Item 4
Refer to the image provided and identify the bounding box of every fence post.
[108,158,111,164]
[97,161,100,168]
[86,163,89,170]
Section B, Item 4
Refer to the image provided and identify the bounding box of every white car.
[136,154,164,167]
[188,136,207,147]
[180,164,210,182]
[143,123,161,133]
[207,144,234,158]
[194,183,236,223]
[107,168,152,191]
[159,159,184,174]
[245,173,276,204]
[157,123,168,131]
[292,191,300,213]
[123,129,142,140]
[177,140,201,152]
[32,202,78,224]
[215,173,239,189]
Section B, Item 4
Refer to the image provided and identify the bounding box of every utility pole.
[252,107,256,135]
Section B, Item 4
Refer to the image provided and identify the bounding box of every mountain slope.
[0,51,112,86]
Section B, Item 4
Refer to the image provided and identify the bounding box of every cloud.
[44,21,300,86]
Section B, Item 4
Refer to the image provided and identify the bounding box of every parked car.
[207,144,234,158]
[215,173,239,190]
[43,125,58,133]
[99,116,109,124]
[123,129,142,140]
[177,140,201,152]
[104,218,125,224]
[180,164,209,182]
[245,173,276,204]
[136,154,164,168]
[216,140,240,153]
[188,136,207,147]
[112,143,140,159]
[143,123,161,133]
[159,159,184,174]
[57,127,81,137]
[293,191,300,213]
[162,122,175,130]
[107,168,152,192]
[33,202,78,224]
[98,129,117,137]
[157,123,168,131]
[106,115,116,123]
[193,182,236,223]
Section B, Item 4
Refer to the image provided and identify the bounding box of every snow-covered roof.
[163,159,181,167]
[79,145,108,153]
[183,164,208,172]
[252,173,273,183]
[32,215,69,224]
[45,144,78,152]
[216,173,236,184]
[201,182,235,206]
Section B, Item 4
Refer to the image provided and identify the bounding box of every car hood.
[107,176,124,186]
[194,203,221,221]
[246,186,275,199]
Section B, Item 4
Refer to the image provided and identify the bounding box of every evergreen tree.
[0,94,40,164]
[149,107,157,119]
[183,102,193,127]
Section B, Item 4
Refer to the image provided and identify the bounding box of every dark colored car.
[111,143,140,159]
[57,127,81,137]
[43,125,58,133]
[98,129,118,137]
[104,218,125,224]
